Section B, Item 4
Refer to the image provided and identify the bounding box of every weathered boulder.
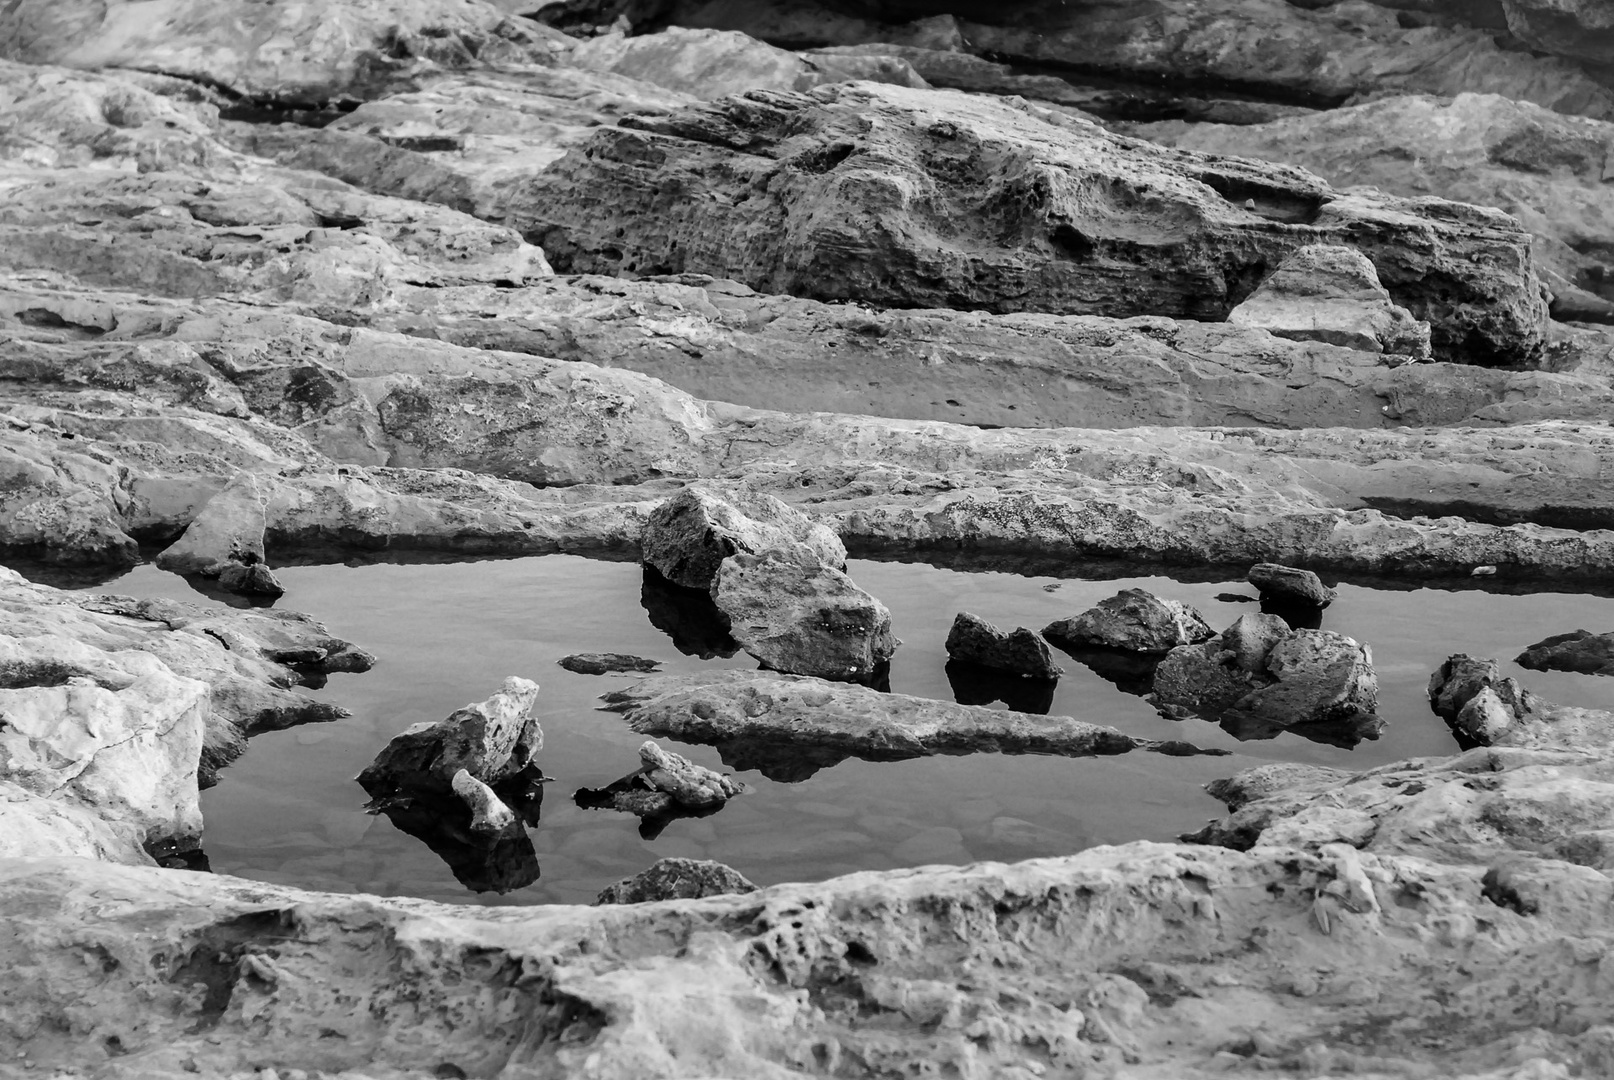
[1131,93,1614,324]
[596,856,758,904]
[1042,589,1216,655]
[602,669,1209,780]
[1247,562,1338,609]
[1154,619,1381,746]
[1516,629,1614,675]
[154,472,285,598]
[713,549,898,681]
[357,676,544,799]
[520,80,1550,365]
[558,652,663,674]
[450,768,519,833]
[576,740,748,825]
[0,0,572,102]
[1227,245,1432,360]
[640,486,846,591]
[943,611,1061,679]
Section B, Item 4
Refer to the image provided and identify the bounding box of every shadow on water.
[639,566,741,660]
[363,772,547,895]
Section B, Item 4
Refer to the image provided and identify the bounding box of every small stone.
[595,857,757,904]
[944,612,1061,679]
[1246,564,1337,608]
[1043,589,1216,655]
[558,653,662,675]
[639,486,845,591]
[1516,629,1614,676]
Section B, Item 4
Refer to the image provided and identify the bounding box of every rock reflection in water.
[574,782,725,840]
[640,567,741,659]
[1049,645,1162,697]
[373,781,543,894]
[945,659,1056,714]
[1216,708,1387,749]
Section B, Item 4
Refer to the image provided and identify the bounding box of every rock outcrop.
[576,739,748,830]
[943,611,1061,680]
[1247,562,1339,610]
[558,652,663,674]
[522,81,1550,365]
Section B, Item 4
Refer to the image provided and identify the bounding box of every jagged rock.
[523,81,1548,365]
[640,486,846,591]
[1247,562,1338,609]
[602,670,1211,781]
[357,677,544,798]
[1228,245,1432,359]
[1429,653,1536,740]
[713,550,898,682]
[595,856,758,904]
[558,652,663,675]
[1042,589,1216,656]
[1154,620,1381,746]
[0,635,206,864]
[1503,0,1614,67]
[0,569,373,784]
[576,740,747,826]
[1516,629,1614,675]
[450,768,519,833]
[154,472,285,597]
[0,0,573,102]
[943,612,1061,680]
[1131,93,1614,324]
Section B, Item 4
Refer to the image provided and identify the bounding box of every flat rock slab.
[602,670,1217,780]
[640,485,845,591]
[522,80,1548,363]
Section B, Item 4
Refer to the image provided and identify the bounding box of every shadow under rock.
[1050,643,1163,697]
[640,565,741,660]
[363,770,546,895]
[945,658,1056,714]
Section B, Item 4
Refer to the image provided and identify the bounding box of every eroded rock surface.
[1042,588,1216,655]
[1516,629,1614,675]
[943,611,1061,680]
[595,855,758,904]
[357,676,544,799]
[639,485,845,591]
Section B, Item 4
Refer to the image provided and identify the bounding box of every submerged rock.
[1516,630,1614,676]
[602,670,1216,781]
[640,486,846,591]
[357,677,544,799]
[713,550,897,682]
[558,652,663,675]
[596,856,758,905]
[1153,617,1382,747]
[1228,245,1431,359]
[1042,589,1216,656]
[640,568,742,659]
[450,769,518,834]
[943,612,1061,680]
[576,740,748,835]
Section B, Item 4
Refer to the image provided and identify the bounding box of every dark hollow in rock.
[945,658,1057,714]
[559,653,664,675]
[640,566,741,660]
[595,857,758,905]
[943,611,1061,680]
[1515,630,1614,676]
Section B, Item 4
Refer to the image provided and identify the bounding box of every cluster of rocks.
[7,0,1614,1073]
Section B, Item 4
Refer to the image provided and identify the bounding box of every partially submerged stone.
[713,550,897,682]
[1042,589,1216,656]
[944,612,1061,680]
[596,856,758,905]
[602,670,1217,781]
[1516,630,1614,676]
[155,473,285,598]
[1153,618,1382,747]
[1247,562,1338,609]
[558,652,663,675]
[1228,245,1432,359]
[1429,653,1536,745]
[640,486,846,591]
[576,740,748,833]
[450,769,517,834]
[357,676,543,799]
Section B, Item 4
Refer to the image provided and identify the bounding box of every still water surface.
[77,557,1614,905]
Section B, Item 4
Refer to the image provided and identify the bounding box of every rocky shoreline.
[5,0,1614,1074]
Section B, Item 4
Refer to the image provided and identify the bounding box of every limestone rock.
[521,81,1549,365]
[1516,629,1614,675]
[713,550,898,682]
[450,768,518,833]
[638,740,746,808]
[1503,0,1614,67]
[558,652,663,675]
[944,612,1061,680]
[1247,563,1338,609]
[154,472,285,597]
[1429,653,1535,744]
[640,486,847,591]
[0,0,573,102]
[596,856,758,904]
[1221,612,1292,674]
[1042,589,1216,656]
[357,676,543,798]
[602,670,1205,781]
[1228,245,1432,359]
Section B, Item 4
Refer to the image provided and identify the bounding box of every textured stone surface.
[1042,588,1216,655]
[596,856,758,904]
[943,611,1061,679]
[1516,629,1614,675]
[357,676,543,798]
[521,80,1550,364]
[1247,562,1338,608]
[558,652,663,674]
[713,550,898,681]
[639,485,846,590]
[1227,244,1432,358]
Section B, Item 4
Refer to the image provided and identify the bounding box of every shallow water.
[59,556,1614,905]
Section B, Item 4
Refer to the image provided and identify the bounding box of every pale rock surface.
[450,768,519,833]
[153,471,284,596]
[713,550,898,681]
[357,676,543,797]
[1228,244,1432,359]
[522,81,1550,365]
[640,485,845,590]
[637,740,746,808]
[1042,588,1216,655]
[943,611,1061,680]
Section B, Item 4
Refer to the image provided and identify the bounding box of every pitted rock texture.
[1516,629,1614,676]
[595,855,758,904]
[520,80,1550,365]
[1042,588,1218,656]
[1227,244,1432,358]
